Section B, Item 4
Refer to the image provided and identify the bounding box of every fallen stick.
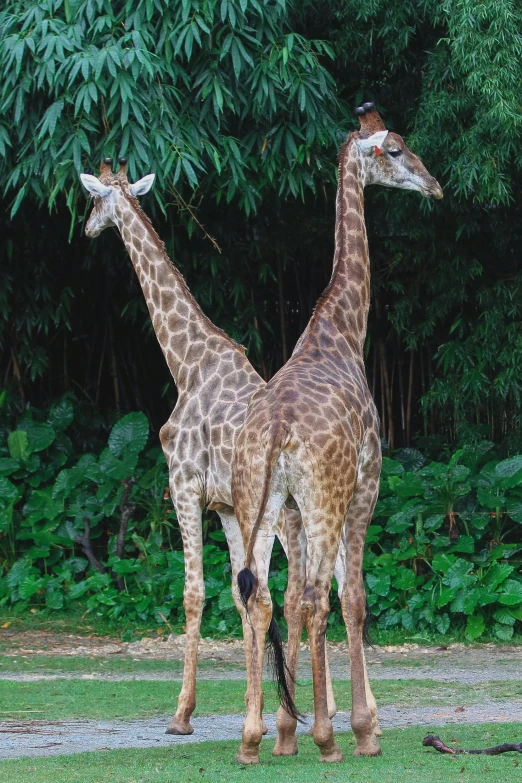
[423,734,522,755]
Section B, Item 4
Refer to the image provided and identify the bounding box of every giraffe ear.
[80,174,112,197]
[358,130,389,154]
[129,174,155,197]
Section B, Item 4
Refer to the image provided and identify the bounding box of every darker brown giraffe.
[79,158,344,741]
[233,104,442,765]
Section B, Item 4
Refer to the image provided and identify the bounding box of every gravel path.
[1,663,521,683]
[2,641,522,684]
[2,701,522,760]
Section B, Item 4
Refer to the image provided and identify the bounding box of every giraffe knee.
[343,591,366,629]
[183,583,205,615]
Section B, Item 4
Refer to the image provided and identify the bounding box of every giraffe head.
[80,158,155,237]
[353,102,442,199]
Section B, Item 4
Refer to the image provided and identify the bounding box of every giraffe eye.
[388,149,402,158]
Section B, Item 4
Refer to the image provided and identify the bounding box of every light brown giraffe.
[233,103,442,765]
[79,158,347,739]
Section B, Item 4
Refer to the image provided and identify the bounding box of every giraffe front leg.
[166,499,204,736]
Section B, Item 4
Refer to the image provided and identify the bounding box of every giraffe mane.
[121,187,246,355]
[311,135,356,318]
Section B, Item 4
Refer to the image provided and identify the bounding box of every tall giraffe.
[232,104,442,765]
[79,159,346,738]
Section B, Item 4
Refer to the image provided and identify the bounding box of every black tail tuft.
[237,568,256,607]
[363,601,374,647]
[266,618,303,722]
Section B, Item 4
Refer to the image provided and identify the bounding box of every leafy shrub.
[362,445,522,641]
[1,397,522,640]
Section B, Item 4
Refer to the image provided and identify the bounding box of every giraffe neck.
[113,197,240,392]
[306,137,370,357]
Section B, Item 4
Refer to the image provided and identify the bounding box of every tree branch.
[115,477,136,591]
[423,734,522,755]
[75,518,106,575]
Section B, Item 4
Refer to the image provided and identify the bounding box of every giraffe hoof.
[353,739,382,757]
[165,719,194,736]
[272,738,298,756]
[236,749,260,765]
[262,720,268,736]
[319,745,344,763]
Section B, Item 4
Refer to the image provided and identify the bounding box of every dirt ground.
[2,629,522,683]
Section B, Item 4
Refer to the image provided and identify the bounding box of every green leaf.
[483,563,513,590]
[498,579,522,606]
[423,514,444,531]
[393,473,425,499]
[436,585,458,608]
[435,613,450,635]
[432,554,456,574]
[381,457,404,477]
[493,608,516,625]
[20,422,56,452]
[0,458,19,476]
[46,588,64,610]
[0,476,20,503]
[48,398,74,430]
[111,559,142,575]
[108,412,149,458]
[218,589,236,611]
[494,623,514,641]
[393,566,416,591]
[395,448,426,472]
[465,614,485,640]
[442,558,474,588]
[366,572,391,597]
[7,559,34,589]
[8,430,30,460]
[477,486,503,509]
[386,510,414,534]
[495,456,522,487]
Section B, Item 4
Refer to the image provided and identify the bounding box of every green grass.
[1,677,521,721]
[0,654,242,675]
[1,725,521,783]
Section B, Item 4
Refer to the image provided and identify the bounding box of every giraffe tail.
[237,420,301,721]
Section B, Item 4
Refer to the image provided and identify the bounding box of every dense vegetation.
[1,1,522,637]
[2,397,522,641]
[1,0,522,446]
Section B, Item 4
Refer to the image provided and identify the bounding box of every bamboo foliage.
[2,1,522,448]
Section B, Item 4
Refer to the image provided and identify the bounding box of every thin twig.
[423,734,522,755]
[170,187,222,253]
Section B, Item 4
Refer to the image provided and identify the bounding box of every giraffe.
[232,103,442,765]
[78,158,347,739]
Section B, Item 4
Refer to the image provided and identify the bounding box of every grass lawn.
[1,724,521,783]
[1,677,522,721]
